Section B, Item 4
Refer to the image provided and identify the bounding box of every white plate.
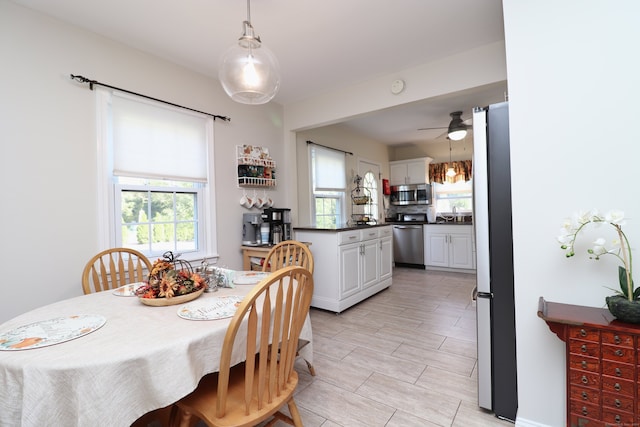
[177,296,244,321]
[233,271,270,285]
[0,315,106,351]
[112,282,146,297]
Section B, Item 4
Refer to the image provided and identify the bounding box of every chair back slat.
[262,241,314,274]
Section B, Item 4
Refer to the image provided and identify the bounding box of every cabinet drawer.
[570,399,601,421]
[602,391,634,413]
[378,226,392,238]
[569,369,600,388]
[569,340,600,358]
[602,360,634,379]
[602,343,634,363]
[601,375,634,397]
[569,385,600,405]
[602,406,634,425]
[569,355,599,373]
[569,326,600,342]
[601,331,634,347]
[360,228,380,241]
[339,230,361,245]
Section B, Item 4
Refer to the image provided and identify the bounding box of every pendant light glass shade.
[218,3,280,105]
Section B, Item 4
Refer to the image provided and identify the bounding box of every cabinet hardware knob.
[615,349,623,357]
[615,368,622,376]
[581,344,587,352]
[581,391,588,399]
[580,329,587,337]
[615,383,621,391]
[581,376,588,384]
[582,407,588,416]
[615,399,621,407]
[614,335,621,343]
[581,361,587,369]
[615,415,621,423]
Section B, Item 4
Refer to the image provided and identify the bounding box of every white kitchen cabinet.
[424,224,475,271]
[295,225,393,312]
[389,157,433,185]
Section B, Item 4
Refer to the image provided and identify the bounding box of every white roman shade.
[112,92,210,182]
[312,145,346,191]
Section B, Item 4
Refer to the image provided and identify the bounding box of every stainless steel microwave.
[390,184,431,205]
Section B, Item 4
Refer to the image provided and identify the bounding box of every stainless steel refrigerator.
[472,101,518,422]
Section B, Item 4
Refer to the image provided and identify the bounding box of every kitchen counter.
[294,223,391,232]
[385,220,473,226]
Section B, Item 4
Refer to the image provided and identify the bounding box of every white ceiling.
[11,0,507,145]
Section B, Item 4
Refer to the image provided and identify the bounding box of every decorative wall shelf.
[236,145,276,188]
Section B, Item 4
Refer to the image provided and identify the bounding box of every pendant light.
[446,139,456,177]
[447,111,468,141]
[218,0,280,104]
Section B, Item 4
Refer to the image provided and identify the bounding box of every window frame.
[433,179,473,214]
[96,88,218,262]
[308,145,346,226]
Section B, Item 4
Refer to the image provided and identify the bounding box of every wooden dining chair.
[81,248,152,294]
[169,266,314,427]
[261,240,316,376]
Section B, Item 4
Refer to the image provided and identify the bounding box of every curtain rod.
[70,74,231,122]
[306,140,353,156]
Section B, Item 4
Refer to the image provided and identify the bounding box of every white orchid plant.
[558,210,635,301]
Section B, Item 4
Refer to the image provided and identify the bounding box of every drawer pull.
[614,383,621,391]
[581,361,587,369]
[614,335,621,344]
[581,391,588,400]
[615,368,622,376]
[581,344,587,353]
[582,407,588,416]
[580,328,587,337]
[615,415,621,423]
[615,398,621,408]
[581,376,588,384]
[614,349,623,357]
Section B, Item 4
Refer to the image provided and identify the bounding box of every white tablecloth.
[0,284,313,427]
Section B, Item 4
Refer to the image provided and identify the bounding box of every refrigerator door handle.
[477,291,493,299]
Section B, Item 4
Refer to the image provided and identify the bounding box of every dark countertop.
[294,223,392,232]
[385,220,473,226]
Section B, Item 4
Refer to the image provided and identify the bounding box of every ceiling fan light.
[218,3,280,105]
[448,129,467,141]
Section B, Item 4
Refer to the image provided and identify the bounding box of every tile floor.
[275,267,515,427]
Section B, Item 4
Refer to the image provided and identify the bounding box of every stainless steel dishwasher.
[392,214,425,267]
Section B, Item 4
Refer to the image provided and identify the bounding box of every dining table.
[0,272,313,427]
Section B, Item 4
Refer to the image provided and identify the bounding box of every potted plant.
[558,209,638,322]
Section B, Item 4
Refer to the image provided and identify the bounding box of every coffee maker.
[261,208,291,244]
[242,213,262,246]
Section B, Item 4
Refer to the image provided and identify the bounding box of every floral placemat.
[232,271,270,285]
[177,296,243,321]
[112,282,145,297]
[0,315,106,351]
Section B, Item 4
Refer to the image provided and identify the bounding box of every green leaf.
[619,266,631,298]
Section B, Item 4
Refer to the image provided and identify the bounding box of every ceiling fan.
[418,111,472,140]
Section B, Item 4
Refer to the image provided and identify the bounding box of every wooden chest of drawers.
[538,297,640,426]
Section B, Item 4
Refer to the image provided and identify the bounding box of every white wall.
[504,1,640,425]
[0,1,286,323]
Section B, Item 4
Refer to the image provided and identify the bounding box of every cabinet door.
[389,163,407,185]
[339,243,361,299]
[449,233,474,269]
[361,240,379,289]
[379,236,393,282]
[406,161,427,184]
[425,233,449,267]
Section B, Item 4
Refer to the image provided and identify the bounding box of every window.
[310,145,346,226]
[97,89,216,260]
[433,180,473,213]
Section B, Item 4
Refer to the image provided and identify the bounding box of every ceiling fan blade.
[417,126,447,131]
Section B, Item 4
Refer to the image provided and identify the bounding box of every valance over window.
[429,160,472,184]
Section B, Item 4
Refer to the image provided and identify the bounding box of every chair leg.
[287,399,304,427]
[168,404,194,427]
[305,359,316,376]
